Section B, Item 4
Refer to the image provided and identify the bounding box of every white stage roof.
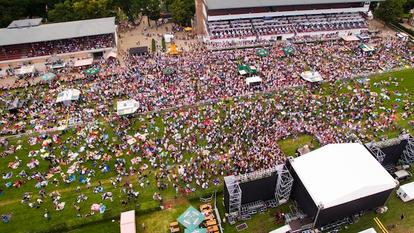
[290,143,397,209]
[117,100,139,116]
[300,71,323,82]
[205,0,372,10]
[74,58,94,67]
[56,89,80,103]
[120,210,136,233]
[0,17,115,46]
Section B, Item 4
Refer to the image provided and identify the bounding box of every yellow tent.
[184,27,192,32]
[167,43,180,55]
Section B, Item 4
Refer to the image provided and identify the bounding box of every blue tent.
[42,73,56,81]
[177,206,205,231]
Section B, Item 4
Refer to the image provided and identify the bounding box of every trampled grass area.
[0,68,414,233]
[278,135,320,157]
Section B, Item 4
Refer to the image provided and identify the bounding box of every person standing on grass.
[400,213,404,220]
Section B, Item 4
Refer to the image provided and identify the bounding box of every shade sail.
[177,206,205,231]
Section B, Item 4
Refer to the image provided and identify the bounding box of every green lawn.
[0,68,414,233]
[278,135,320,157]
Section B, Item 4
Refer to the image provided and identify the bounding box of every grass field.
[278,135,320,157]
[0,68,414,233]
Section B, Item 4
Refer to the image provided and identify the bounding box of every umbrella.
[84,67,100,75]
[91,204,100,212]
[42,73,56,81]
[256,48,269,57]
[163,67,174,75]
[99,204,106,214]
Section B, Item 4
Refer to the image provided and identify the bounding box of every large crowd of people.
[0,34,413,227]
[0,34,114,61]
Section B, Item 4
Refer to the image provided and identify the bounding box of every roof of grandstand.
[205,0,372,10]
[0,17,116,47]
[7,18,43,29]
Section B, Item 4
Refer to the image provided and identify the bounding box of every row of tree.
[0,0,195,28]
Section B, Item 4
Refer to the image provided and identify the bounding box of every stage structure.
[365,134,414,167]
[288,143,398,228]
[224,164,293,220]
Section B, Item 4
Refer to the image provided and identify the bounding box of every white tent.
[358,228,377,233]
[164,34,174,43]
[104,50,117,60]
[397,181,414,202]
[74,58,93,67]
[245,76,262,85]
[341,35,359,42]
[117,99,139,116]
[300,71,323,82]
[120,210,136,233]
[290,143,397,209]
[269,225,291,233]
[56,89,81,103]
[18,65,35,75]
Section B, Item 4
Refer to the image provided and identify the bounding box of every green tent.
[83,67,100,75]
[163,67,174,75]
[42,72,56,81]
[256,48,269,57]
[238,64,257,75]
[282,46,294,56]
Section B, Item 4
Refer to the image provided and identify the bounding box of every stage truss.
[225,165,293,218]
[366,143,386,164]
[224,176,242,215]
[275,164,294,205]
[402,136,414,165]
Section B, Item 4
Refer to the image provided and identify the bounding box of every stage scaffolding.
[366,142,386,164]
[402,136,414,165]
[275,164,294,205]
[224,165,293,218]
[224,176,242,215]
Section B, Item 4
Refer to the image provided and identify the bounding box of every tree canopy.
[169,0,194,26]
[375,0,406,23]
[0,0,193,28]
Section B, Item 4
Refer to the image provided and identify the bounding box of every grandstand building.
[0,17,117,63]
[198,0,378,42]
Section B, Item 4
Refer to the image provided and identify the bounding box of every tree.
[151,38,156,52]
[375,0,406,23]
[169,0,194,26]
[48,0,115,22]
[144,0,161,25]
[114,0,143,21]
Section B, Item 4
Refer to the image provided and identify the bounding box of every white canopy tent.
[104,50,117,60]
[56,89,81,103]
[358,228,377,233]
[397,181,414,202]
[120,210,136,233]
[245,76,262,85]
[300,71,323,82]
[164,34,174,43]
[117,99,139,116]
[290,143,397,209]
[269,224,291,233]
[341,35,359,42]
[18,65,35,75]
[74,58,94,67]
